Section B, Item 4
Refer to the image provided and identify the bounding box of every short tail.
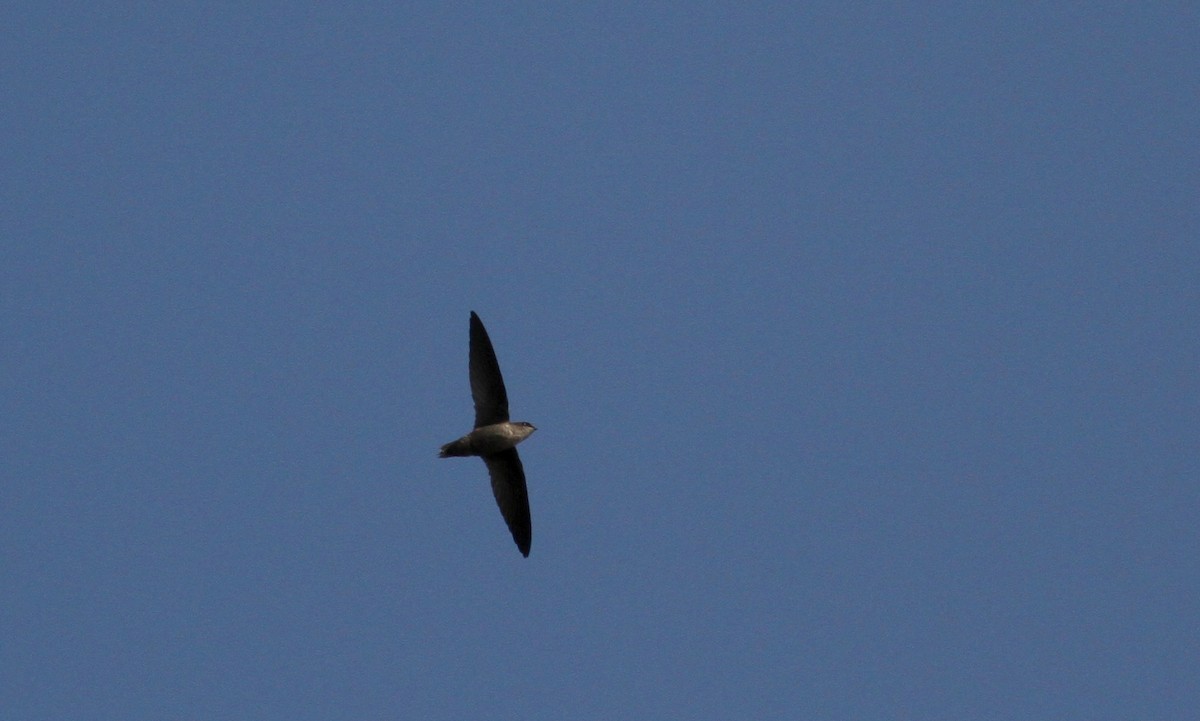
[439,438,471,457]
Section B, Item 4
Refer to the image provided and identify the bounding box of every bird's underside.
[439,312,536,557]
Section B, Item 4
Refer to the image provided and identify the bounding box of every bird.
[439,311,537,557]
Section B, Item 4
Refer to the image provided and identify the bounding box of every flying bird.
[439,311,537,557]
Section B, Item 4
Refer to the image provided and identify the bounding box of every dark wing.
[469,311,510,428]
[482,448,531,557]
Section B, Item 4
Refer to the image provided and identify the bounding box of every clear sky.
[3,4,1197,719]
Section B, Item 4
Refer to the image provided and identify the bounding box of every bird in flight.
[439,311,537,557]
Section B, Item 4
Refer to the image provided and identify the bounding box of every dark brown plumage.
[439,312,536,557]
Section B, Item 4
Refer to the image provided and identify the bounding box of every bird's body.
[439,311,536,557]
[440,421,537,458]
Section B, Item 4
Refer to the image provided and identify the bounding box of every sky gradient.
[3,4,1197,719]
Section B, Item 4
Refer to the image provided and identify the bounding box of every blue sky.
[3,3,1197,719]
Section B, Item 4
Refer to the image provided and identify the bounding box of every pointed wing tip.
[513,532,531,557]
[511,522,531,558]
[483,450,530,559]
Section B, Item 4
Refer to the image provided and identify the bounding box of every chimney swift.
[439,311,537,557]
